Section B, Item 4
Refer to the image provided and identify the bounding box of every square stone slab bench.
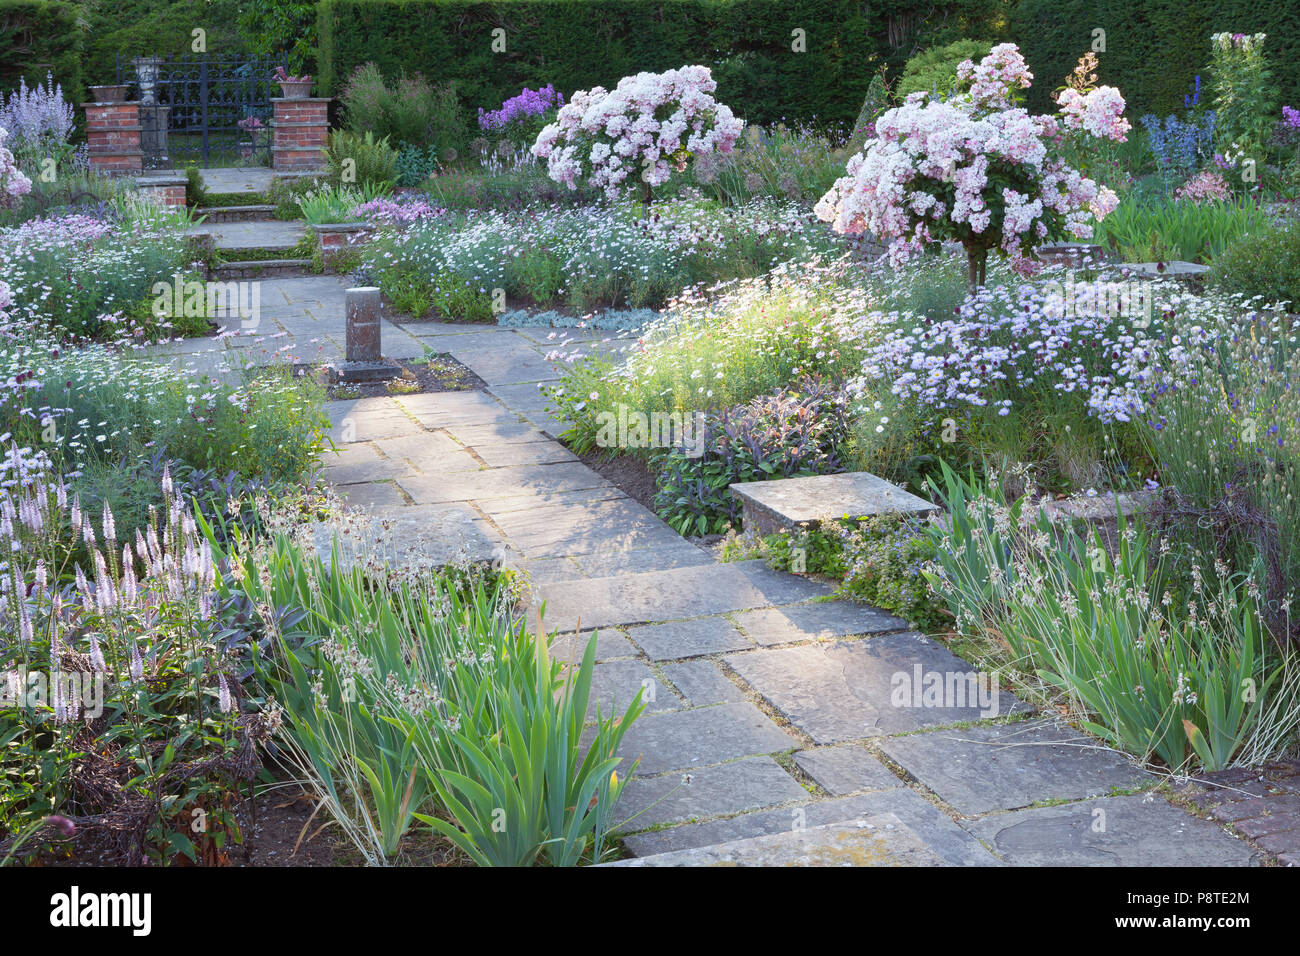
[730,472,939,537]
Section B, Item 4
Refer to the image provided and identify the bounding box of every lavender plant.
[0,74,79,176]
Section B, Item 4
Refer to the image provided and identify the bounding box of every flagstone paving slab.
[333,481,409,509]
[614,812,948,867]
[489,498,684,557]
[399,463,613,504]
[477,486,627,516]
[547,628,638,663]
[486,383,556,413]
[612,700,799,775]
[451,347,561,386]
[626,616,752,661]
[584,660,681,716]
[320,446,416,484]
[310,504,501,570]
[729,559,835,602]
[621,786,1001,865]
[446,422,553,445]
[525,412,575,438]
[661,660,747,706]
[614,756,808,831]
[394,391,521,427]
[571,544,715,576]
[325,401,424,443]
[426,328,533,351]
[189,219,305,251]
[964,794,1260,867]
[725,633,1027,744]
[199,167,274,193]
[878,719,1154,815]
[793,745,903,796]
[540,562,833,632]
[732,601,909,646]
[373,432,472,465]
[622,794,883,853]
[472,442,577,467]
[512,556,588,586]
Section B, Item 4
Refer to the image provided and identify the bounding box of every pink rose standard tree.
[815,43,1128,292]
[532,65,744,207]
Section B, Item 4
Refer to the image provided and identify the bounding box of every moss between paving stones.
[214,237,315,263]
[202,191,270,207]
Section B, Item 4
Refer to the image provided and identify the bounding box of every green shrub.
[691,123,847,205]
[395,142,439,187]
[1209,31,1277,158]
[340,62,467,157]
[1209,222,1300,309]
[266,175,320,219]
[325,129,399,190]
[424,161,591,210]
[184,162,208,208]
[552,257,860,453]
[762,517,948,630]
[845,70,891,156]
[897,39,993,100]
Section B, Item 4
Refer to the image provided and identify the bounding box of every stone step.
[213,258,313,280]
[196,204,276,222]
[606,812,952,866]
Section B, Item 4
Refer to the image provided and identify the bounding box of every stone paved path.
[145,275,1275,866]
[197,167,275,194]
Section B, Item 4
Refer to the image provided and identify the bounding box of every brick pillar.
[84,100,143,176]
[271,97,330,172]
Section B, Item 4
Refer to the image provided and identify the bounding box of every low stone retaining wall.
[135,174,187,207]
[310,222,374,268]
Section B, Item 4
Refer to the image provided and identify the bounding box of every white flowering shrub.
[532,65,744,200]
[815,44,1128,288]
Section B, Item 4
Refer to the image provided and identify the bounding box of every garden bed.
[317,353,485,399]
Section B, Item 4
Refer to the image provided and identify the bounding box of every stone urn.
[131,56,165,105]
[88,84,129,103]
[277,79,313,99]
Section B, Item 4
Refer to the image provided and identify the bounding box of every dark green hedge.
[317,0,1006,128]
[81,0,249,92]
[0,0,84,101]
[1014,0,1300,118]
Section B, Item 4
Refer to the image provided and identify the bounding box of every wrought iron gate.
[115,54,286,167]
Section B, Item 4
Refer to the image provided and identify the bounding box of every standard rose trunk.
[966,245,989,293]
